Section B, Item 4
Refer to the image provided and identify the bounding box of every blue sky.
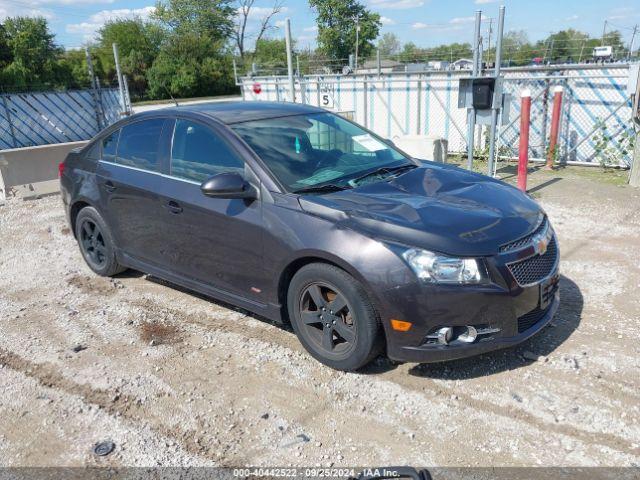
[0,0,638,51]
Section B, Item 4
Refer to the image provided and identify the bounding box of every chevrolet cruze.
[60,101,560,371]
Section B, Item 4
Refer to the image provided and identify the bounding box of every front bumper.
[386,289,559,363]
[377,227,560,363]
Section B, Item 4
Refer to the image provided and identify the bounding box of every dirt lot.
[0,166,639,469]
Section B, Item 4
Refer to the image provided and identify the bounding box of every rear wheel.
[75,206,125,277]
[287,263,382,371]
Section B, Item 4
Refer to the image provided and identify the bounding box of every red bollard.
[545,86,563,170]
[517,90,532,192]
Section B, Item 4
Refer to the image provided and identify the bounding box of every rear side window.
[116,119,165,172]
[170,120,244,182]
[102,130,119,162]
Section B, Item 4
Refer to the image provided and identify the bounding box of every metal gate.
[0,88,123,150]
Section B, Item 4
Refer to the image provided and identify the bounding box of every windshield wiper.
[349,163,417,186]
[293,184,350,194]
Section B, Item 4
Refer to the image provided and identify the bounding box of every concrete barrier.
[0,141,88,203]
[391,135,448,163]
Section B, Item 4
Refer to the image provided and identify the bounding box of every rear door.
[96,117,173,266]
[157,118,266,299]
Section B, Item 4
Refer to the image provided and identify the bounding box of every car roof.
[135,101,326,125]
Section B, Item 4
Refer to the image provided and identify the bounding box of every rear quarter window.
[85,141,101,161]
[116,119,165,172]
[102,130,119,162]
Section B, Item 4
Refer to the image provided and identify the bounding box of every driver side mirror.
[200,172,258,200]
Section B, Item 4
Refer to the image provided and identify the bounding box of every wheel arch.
[69,199,93,238]
[276,251,385,330]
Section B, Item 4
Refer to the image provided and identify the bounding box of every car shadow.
[139,273,294,332]
[122,270,581,379]
[405,274,583,380]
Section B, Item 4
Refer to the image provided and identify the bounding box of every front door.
[157,118,266,300]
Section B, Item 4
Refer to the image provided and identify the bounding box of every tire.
[287,263,382,371]
[75,206,126,277]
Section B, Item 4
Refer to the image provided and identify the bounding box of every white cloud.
[565,14,579,21]
[380,16,396,25]
[0,0,60,20]
[303,25,318,32]
[449,16,474,24]
[66,6,155,42]
[38,0,115,4]
[412,15,475,32]
[369,0,425,10]
[236,5,289,21]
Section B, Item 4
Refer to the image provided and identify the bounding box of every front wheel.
[287,263,382,371]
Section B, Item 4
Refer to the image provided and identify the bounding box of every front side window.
[170,120,244,183]
[102,130,119,162]
[116,119,164,172]
[231,112,409,192]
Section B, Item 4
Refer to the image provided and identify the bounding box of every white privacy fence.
[240,64,635,166]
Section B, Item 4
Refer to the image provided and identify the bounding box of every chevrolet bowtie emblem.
[533,231,549,255]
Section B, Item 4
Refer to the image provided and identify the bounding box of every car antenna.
[164,86,179,107]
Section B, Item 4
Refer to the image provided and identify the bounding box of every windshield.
[231,112,412,192]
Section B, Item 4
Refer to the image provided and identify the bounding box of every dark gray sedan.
[60,101,559,371]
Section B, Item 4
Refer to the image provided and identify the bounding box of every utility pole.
[629,25,638,60]
[355,16,360,72]
[578,40,585,63]
[85,47,103,129]
[601,20,607,46]
[487,5,505,177]
[112,43,126,115]
[487,17,493,64]
[285,18,296,103]
[467,10,482,170]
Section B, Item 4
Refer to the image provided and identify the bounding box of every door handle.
[165,200,183,214]
[104,181,116,193]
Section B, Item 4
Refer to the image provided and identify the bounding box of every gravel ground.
[0,167,639,469]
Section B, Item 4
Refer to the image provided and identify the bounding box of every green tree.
[253,38,288,72]
[378,32,401,57]
[0,24,12,69]
[399,42,421,62]
[153,0,235,41]
[96,18,165,98]
[2,17,61,89]
[55,49,91,89]
[309,0,381,61]
[146,33,234,99]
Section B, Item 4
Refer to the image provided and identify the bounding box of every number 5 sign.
[318,80,335,109]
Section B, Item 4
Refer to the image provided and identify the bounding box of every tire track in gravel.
[0,348,224,464]
[121,291,639,458]
[381,368,639,457]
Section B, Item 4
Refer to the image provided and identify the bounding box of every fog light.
[458,326,478,343]
[437,327,454,345]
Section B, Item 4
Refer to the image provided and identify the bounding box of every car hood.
[298,163,544,256]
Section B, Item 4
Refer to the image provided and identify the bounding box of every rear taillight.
[58,161,65,177]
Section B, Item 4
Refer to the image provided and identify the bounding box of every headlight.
[402,248,482,284]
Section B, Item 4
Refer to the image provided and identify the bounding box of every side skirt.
[118,251,283,323]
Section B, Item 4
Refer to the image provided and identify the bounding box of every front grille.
[517,304,551,333]
[507,236,558,286]
[499,217,547,253]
